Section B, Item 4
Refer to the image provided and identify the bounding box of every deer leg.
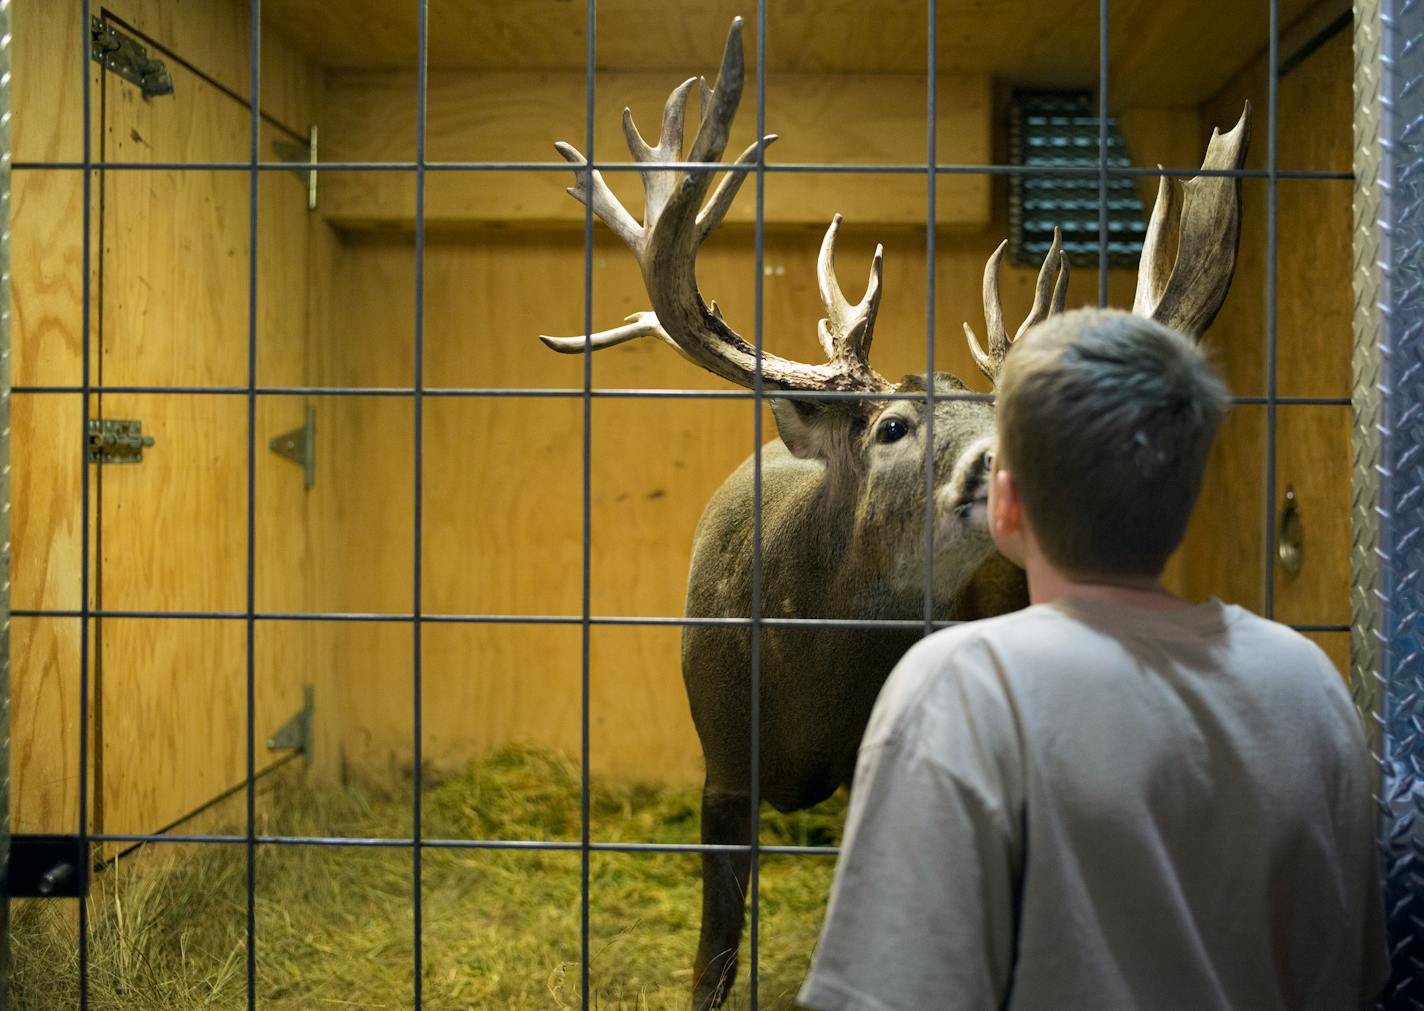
[693,785,752,1011]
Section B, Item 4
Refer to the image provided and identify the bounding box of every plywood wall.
[9,0,323,836]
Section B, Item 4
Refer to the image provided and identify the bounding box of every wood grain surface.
[319,69,992,230]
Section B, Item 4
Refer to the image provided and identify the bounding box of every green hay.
[10,746,846,1009]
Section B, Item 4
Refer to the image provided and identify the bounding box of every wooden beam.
[319,70,992,230]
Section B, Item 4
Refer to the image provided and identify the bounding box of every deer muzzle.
[937,436,996,533]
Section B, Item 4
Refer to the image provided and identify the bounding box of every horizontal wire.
[11,385,1351,406]
[86,832,839,857]
[9,608,1349,635]
[11,159,1353,181]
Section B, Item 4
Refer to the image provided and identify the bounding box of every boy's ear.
[988,467,1027,567]
[770,398,867,462]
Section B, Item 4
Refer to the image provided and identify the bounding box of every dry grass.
[10,747,846,1009]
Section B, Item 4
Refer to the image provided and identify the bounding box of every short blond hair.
[995,308,1229,577]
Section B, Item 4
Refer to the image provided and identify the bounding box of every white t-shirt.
[799,597,1388,1011]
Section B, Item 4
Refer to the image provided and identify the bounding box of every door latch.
[88,418,155,464]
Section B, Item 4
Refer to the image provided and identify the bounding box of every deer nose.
[963,449,991,501]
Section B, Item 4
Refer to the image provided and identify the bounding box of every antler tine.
[962,240,1009,382]
[1133,169,1178,317]
[1051,247,1070,314]
[696,133,778,245]
[623,77,700,227]
[1137,101,1252,340]
[553,141,643,252]
[1014,227,1068,340]
[686,18,745,168]
[815,214,885,375]
[963,230,1070,383]
[540,312,671,354]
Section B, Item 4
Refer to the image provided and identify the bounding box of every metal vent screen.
[1009,92,1148,268]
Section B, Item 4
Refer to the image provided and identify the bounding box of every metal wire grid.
[3,0,1357,1007]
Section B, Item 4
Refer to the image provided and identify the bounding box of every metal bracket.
[269,404,315,489]
[87,418,154,464]
[1278,485,1304,577]
[6,835,89,898]
[267,684,313,768]
[90,16,174,97]
[272,126,319,211]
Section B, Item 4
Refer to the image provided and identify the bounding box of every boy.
[798,309,1387,1010]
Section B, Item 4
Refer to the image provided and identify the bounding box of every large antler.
[963,102,1251,383]
[1134,102,1252,338]
[539,18,892,395]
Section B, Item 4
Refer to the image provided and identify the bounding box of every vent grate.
[1008,92,1147,268]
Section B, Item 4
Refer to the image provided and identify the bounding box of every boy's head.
[990,308,1229,578]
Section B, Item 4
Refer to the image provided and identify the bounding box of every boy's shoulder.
[892,598,1340,702]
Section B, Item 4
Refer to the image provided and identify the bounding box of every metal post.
[1352,0,1424,1001]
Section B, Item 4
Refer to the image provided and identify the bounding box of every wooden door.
[87,2,315,837]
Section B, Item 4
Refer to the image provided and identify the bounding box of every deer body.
[683,394,1026,812]
[681,398,1028,1005]
[537,18,1248,1008]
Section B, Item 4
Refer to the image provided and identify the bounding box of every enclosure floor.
[11,746,847,1009]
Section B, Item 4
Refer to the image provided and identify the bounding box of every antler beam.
[1135,102,1252,340]
[539,17,891,395]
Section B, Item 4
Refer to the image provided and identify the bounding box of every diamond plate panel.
[1355,0,1424,1003]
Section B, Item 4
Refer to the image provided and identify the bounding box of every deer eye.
[875,417,909,444]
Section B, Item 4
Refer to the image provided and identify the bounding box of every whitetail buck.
[540,18,1249,1009]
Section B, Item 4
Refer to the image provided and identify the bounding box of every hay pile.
[11,747,847,1009]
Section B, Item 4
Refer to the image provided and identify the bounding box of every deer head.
[539,17,1249,602]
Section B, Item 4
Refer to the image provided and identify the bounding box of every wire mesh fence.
[4,0,1399,1007]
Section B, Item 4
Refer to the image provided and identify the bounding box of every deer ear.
[770,398,867,462]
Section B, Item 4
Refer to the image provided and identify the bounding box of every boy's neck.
[1024,551,1189,611]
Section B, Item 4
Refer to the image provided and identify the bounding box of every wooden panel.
[1170,407,1267,611]
[13,1,86,164]
[265,0,1315,107]
[100,0,319,134]
[320,70,991,230]
[3,0,323,832]
[10,619,86,833]
[1116,107,1205,209]
[99,620,245,834]
[10,2,96,832]
[1169,21,1352,614]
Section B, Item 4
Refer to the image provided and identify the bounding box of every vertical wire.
[78,0,94,1005]
[580,0,595,1004]
[749,7,768,1005]
[412,0,429,1005]
[244,1,261,1007]
[1098,0,1110,306]
[923,0,938,635]
[1264,0,1280,619]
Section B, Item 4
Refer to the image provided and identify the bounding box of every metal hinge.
[272,126,319,211]
[90,16,174,97]
[88,418,154,464]
[267,684,314,768]
[6,835,90,898]
[269,404,315,489]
